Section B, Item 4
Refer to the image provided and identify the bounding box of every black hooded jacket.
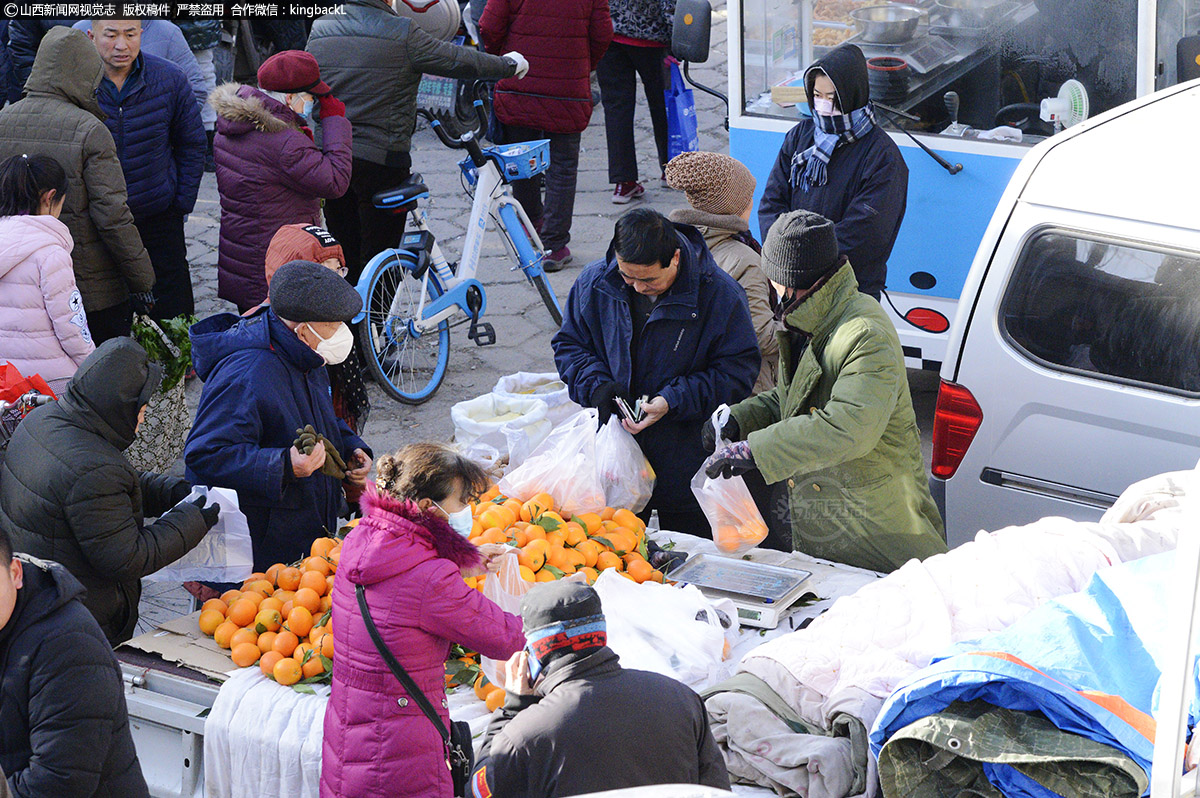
[0,556,149,797]
[757,44,909,300]
[0,338,209,644]
[472,647,730,796]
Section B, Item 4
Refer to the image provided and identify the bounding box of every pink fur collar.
[359,487,482,570]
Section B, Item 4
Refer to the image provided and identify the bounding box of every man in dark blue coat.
[185,261,372,571]
[553,208,759,534]
[757,44,908,301]
[0,528,150,797]
[87,19,206,321]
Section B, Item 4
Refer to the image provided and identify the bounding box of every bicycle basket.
[487,139,550,181]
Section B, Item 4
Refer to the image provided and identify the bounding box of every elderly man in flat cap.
[185,260,372,572]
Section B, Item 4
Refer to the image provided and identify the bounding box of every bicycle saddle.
[372,174,428,211]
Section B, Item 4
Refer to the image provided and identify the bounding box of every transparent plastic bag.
[595,416,656,512]
[498,409,606,516]
[692,406,769,556]
[145,487,255,583]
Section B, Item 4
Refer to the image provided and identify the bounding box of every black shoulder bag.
[356,584,475,796]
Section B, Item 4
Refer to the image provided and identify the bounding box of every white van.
[931,78,1200,547]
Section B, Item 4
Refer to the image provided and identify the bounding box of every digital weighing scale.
[669,554,813,630]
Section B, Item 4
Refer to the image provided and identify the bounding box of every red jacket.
[481,0,613,134]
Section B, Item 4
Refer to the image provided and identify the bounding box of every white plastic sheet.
[145,487,254,584]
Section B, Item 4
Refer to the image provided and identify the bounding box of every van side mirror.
[672,0,713,63]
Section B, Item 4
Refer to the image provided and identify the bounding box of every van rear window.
[1000,231,1200,395]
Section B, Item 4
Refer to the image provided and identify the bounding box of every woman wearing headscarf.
[757,44,908,301]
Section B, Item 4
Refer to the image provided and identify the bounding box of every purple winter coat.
[321,488,524,798]
[210,82,352,310]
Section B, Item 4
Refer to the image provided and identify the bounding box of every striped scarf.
[791,104,876,190]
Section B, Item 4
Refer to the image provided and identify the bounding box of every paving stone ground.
[140,2,937,628]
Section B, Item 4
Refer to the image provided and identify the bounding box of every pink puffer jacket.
[0,215,94,387]
[321,488,524,798]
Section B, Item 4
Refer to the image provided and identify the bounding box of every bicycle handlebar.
[417,107,487,167]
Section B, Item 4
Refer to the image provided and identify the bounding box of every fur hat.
[665,151,756,216]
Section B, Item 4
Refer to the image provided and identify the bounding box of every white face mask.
[306,322,353,365]
[434,501,474,537]
[813,97,836,116]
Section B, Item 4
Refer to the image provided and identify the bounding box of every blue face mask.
[300,98,314,118]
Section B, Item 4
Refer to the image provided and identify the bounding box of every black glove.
[192,495,221,529]
[130,291,156,315]
[704,440,756,479]
[168,479,193,506]
[700,416,741,452]
[590,381,623,427]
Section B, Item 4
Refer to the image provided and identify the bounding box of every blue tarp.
[870,553,1182,796]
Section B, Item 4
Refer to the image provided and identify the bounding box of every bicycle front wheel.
[531,271,563,327]
[358,255,451,404]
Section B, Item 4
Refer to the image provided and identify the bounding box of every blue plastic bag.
[665,60,700,161]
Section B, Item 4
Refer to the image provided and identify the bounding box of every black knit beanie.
[761,210,840,290]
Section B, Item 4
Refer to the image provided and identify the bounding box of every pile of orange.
[196,536,341,688]
[462,488,666,590]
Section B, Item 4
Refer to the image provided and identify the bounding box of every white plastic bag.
[145,487,255,583]
[451,393,551,468]
[693,406,769,556]
[593,569,738,687]
[492,372,582,427]
[499,409,607,516]
[595,416,656,512]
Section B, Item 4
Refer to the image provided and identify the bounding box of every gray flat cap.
[270,260,361,323]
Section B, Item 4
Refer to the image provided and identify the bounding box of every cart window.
[739,0,1138,142]
[1000,232,1200,395]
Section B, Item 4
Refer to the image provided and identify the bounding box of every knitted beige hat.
[665,151,757,216]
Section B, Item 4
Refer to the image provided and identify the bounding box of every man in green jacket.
[703,209,946,573]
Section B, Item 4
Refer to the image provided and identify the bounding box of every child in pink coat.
[0,154,93,395]
[322,443,523,798]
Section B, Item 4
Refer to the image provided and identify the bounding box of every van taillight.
[931,381,983,479]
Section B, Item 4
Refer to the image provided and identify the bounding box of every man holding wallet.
[552,207,759,534]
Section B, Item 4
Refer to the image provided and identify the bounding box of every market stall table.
[118,532,879,798]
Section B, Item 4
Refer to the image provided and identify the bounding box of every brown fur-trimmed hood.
[210,82,302,135]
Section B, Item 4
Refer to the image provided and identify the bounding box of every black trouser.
[504,125,582,252]
[742,469,795,553]
[87,299,133,344]
[596,42,670,185]
[137,208,194,321]
[323,156,412,285]
[638,506,710,538]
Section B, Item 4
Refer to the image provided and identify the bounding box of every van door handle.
[979,468,1118,509]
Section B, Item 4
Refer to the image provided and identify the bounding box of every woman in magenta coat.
[321,443,523,798]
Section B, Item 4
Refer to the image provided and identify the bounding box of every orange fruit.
[613,508,645,533]
[599,507,616,521]
[198,609,225,636]
[311,537,338,559]
[485,687,505,712]
[511,527,531,548]
[478,505,515,532]
[478,527,507,545]
[563,522,587,547]
[316,632,334,659]
[254,608,283,634]
[239,591,266,609]
[293,642,315,664]
[626,558,655,584]
[258,631,279,653]
[502,498,524,520]
[473,672,493,701]
[230,626,258,649]
[273,589,296,605]
[245,579,275,597]
[259,596,284,614]
[564,548,586,570]
[520,492,555,522]
[578,566,599,584]
[596,551,622,571]
[303,556,332,577]
[715,525,741,553]
[535,570,557,582]
[280,600,294,619]
[546,546,572,571]
[227,598,258,628]
[272,630,300,657]
[518,544,546,572]
[478,484,501,503]
[546,529,567,548]
[540,511,565,528]
[327,546,341,569]
[273,657,302,686]
[220,589,242,606]
[604,531,635,555]
[469,520,483,539]
[622,551,647,567]
[649,570,664,583]
[242,572,268,587]
[574,540,600,568]
[576,512,602,535]
[299,571,327,597]
[524,525,547,542]
[276,566,302,592]
[265,562,284,586]
[302,653,327,679]
[320,594,333,613]
[308,624,328,644]
[231,642,260,668]
[260,650,284,678]
[518,565,536,582]
[326,574,335,593]
[213,621,238,649]
[286,606,314,638]
[201,598,228,617]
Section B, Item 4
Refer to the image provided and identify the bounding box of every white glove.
[503,51,529,80]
